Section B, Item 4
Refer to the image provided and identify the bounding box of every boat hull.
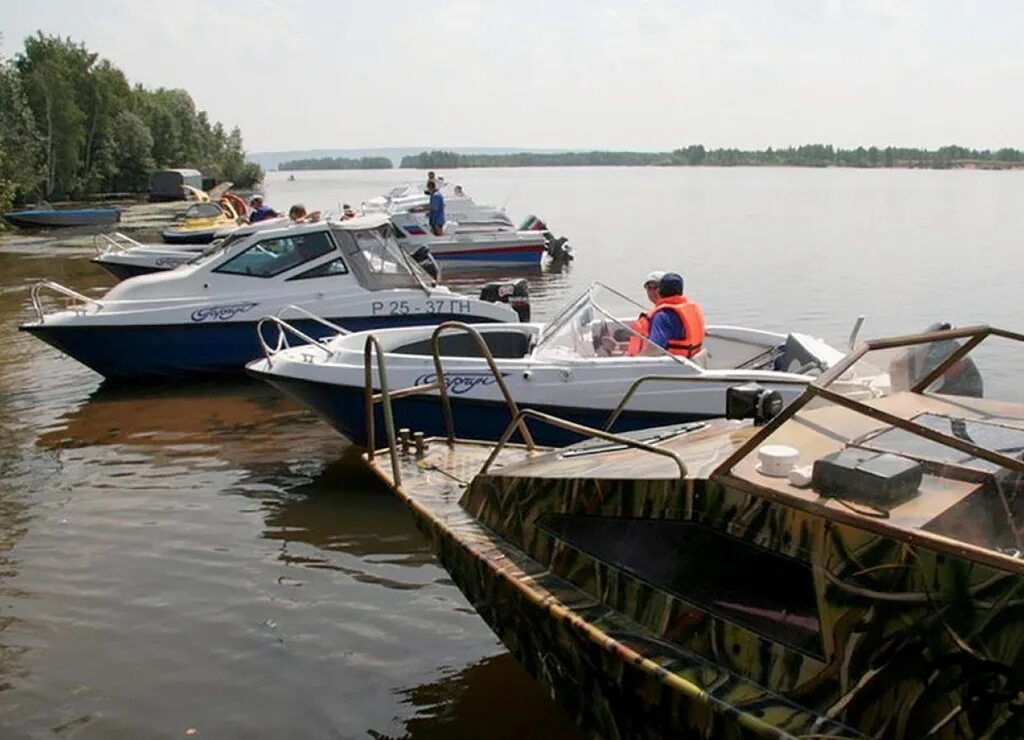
[3,208,120,228]
[91,259,165,281]
[248,371,710,447]
[21,313,495,381]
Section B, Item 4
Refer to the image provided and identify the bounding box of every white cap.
[644,271,665,286]
[249,194,263,203]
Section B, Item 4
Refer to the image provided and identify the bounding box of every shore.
[0,199,188,250]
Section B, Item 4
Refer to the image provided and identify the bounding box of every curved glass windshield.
[532,283,668,361]
[185,202,224,219]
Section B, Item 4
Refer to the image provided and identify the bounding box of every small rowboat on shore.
[2,207,121,229]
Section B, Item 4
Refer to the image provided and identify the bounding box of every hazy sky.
[3,0,1023,153]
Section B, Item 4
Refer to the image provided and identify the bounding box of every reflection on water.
[1,167,1023,737]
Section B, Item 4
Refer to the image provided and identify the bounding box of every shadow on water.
[379,654,581,740]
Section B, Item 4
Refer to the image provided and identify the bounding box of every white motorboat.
[92,218,290,280]
[247,283,886,446]
[23,214,526,380]
[365,182,571,267]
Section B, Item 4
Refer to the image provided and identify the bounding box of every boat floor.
[364,438,862,739]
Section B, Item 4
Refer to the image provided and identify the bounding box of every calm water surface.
[1,167,1022,738]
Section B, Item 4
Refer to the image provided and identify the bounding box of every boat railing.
[602,373,810,431]
[93,231,144,256]
[363,321,536,487]
[30,280,103,322]
[481,408,692,511]
[256,318,334,367]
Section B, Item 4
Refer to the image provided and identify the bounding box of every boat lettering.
[371,300,411,316]
[156,257,190,267]
[415,371,507,395]
[424,299,471,314]
[190,302,259,322]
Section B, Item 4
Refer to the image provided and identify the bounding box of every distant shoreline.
[396,146,1024,171]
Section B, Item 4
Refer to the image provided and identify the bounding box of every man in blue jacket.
[426,180,445,236]
[248,195,279,223]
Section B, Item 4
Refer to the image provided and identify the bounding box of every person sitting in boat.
[426,181,445,236]
[288,204,321,223]
[622,272,704,358]
[453,185,466,197]
[619,272,663,355]
[341,203,357,220]
[248,195,280,223]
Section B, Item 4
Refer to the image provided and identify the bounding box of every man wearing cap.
[628,272,706,357]
[248,195,280,223]
[624,271,665,355]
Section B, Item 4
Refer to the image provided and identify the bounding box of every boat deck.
[363,437,862,738]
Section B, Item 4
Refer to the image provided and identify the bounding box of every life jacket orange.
[626,313,651,356]
[648,295,706,357]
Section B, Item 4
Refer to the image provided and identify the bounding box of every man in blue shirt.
[648,273,686,349]
[248,195,279,223]
[427,180,445,236]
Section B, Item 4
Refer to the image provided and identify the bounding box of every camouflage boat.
[365,325,1024,738]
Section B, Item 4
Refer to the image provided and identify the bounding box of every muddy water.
[2,166,1023,738]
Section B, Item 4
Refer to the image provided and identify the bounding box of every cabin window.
[354,228,404,274]
[287,257,349,280]
[537,515,824,658]
[214,231,335,278]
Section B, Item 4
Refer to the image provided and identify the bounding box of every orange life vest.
[648,295,706,357]
[626,313,651,356]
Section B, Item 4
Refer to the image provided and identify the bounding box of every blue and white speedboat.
[247,283,887,446]
[22,215,525,380]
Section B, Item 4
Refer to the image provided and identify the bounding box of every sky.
[3,0,1024,153]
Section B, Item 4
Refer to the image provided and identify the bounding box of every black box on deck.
[812,448,923,506]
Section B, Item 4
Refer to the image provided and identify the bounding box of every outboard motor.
[409,245,440,281]
[479,278,530,322]
[520,215,573,262]
[726,383,784,425]
[889,321,983,397]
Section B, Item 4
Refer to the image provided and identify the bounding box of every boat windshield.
[531,282,684,362]
[336,224,432,292]
[184,203,224,219]
[724,326,1024,567]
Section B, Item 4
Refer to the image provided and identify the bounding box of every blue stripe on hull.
[21,313,499,381]
[251,373,711,448]
[434,251,542,264]
[162,230,217,245]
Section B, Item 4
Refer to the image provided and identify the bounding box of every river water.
[1,167,1022,738]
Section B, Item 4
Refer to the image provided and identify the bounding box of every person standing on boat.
[248,195,279,223]
[426,180,445,236]
[645,272,706,358]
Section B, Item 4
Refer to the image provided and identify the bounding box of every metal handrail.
[29,280,103,322]
[363,334,403,486]
[480,408,693,513]
[429,322,536,450]
[602,373,809,431]
[255,315,336,366]
[93,231,144,256]
[275,304,350,337]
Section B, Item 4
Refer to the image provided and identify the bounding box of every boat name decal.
[190,302,259,322]
[155,257,191,267]
[414,371,508,395]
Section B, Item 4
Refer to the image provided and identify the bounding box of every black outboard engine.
[519,214,572,262]
[726,383,784,425]
[479,278,530,322]
[409,245,440,281]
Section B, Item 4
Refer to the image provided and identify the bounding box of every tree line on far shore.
[399,145,1024,170]
[0,33,263,212]
[279,156,393,171]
